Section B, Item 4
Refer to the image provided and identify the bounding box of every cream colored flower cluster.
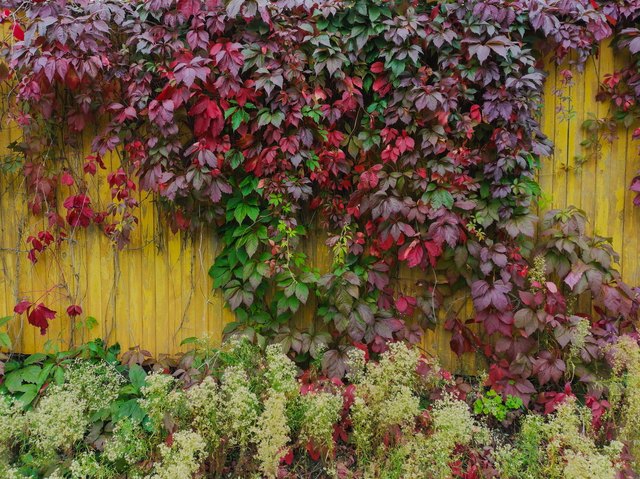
[401,396,486,479]
[253,392,290,478]
[64,361,124,414]
[300,391,343,454]
[145,431,206,479]
[219,365,259,449]
[103,418,150,465]
[26,385,88,456]
[351,342,422,457]
[543,400,621,479]
[494,398,622,479]
[0,397,25,476]
[609,335,640,470]
[185,376,221,447]
[69,451,115,479]
[264,344,298,397]
[140,373,187,434]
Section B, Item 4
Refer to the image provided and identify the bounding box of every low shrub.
[1,336,639,478]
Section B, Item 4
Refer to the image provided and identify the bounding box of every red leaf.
[60,172,74,186]
[353,342,370,361]
[12,22,24,41]
[14,300,31,315]
[27,303,56,335]
[398,239,423,268]
[370,62,385,74]
[470,104,482,122]
[178,0,201,16]
[66,304,83,317]
[281,448,294,465]
[424,240,443,267]
[306,441,321,461]
[372,76,390,96]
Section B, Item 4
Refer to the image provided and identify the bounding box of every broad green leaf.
[234,203,247,224]
[295,283,310,303]
[245,234,259,258]
[53,366,65,385]
[23,353,46,365]
[17,384,38,406]
[223,321,239,335]
[20,365,42,384]
[128,364,147,391]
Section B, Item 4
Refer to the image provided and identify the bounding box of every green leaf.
[0,316,12,327]
[223,321,239,334]
[246,205,259,222]
[234,203,247,224]
[430,189,454,210]
[0,332,11,349]
[4,371,23,392]
[257,111,272,127]
[223,106,238,119]
[21,365,42,384]
[226,149,244,169]
[245,234,259,258]
[36,364,53,386]
[270,111,285,127]
[85,316,98,330]
[231,108,249,130]
[53,366,65,385]
[115,399,146,423]
[180,337,198,346]
[480,182,490,199]
[17,384,39,406]
[295,283,310,303]
[369,5,381,21]
[23,353,46,365]
[128,364,147,391]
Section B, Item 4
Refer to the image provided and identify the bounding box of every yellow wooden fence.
[1,40,639,372]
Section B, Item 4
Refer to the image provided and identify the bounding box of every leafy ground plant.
[0,336,639,478]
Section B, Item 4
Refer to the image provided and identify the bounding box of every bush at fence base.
[1,338,639,478]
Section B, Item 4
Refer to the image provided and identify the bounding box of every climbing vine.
[1,0,640,403]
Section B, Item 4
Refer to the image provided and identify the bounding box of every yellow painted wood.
[1,42,640,374]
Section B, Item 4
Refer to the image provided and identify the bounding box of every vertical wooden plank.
[539,60,557,214]
[595,41,625,257]
[621,133,639,285]
[166,228,180,350]
[190,232,205,342]
[139,192,157,355]
[0,119,20,349]
[580,55,600,237]
[552,60,570,211]
[110,148,130,352]
[594,42,614,251]
[565,59,583,213]
[176,235,196,351]
[154,211,170,355]
[611,49,627,260]
[124,180,144,351]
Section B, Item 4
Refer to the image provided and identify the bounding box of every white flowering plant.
[0,337,638,478]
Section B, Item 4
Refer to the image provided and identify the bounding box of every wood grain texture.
[1,44,638,373]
